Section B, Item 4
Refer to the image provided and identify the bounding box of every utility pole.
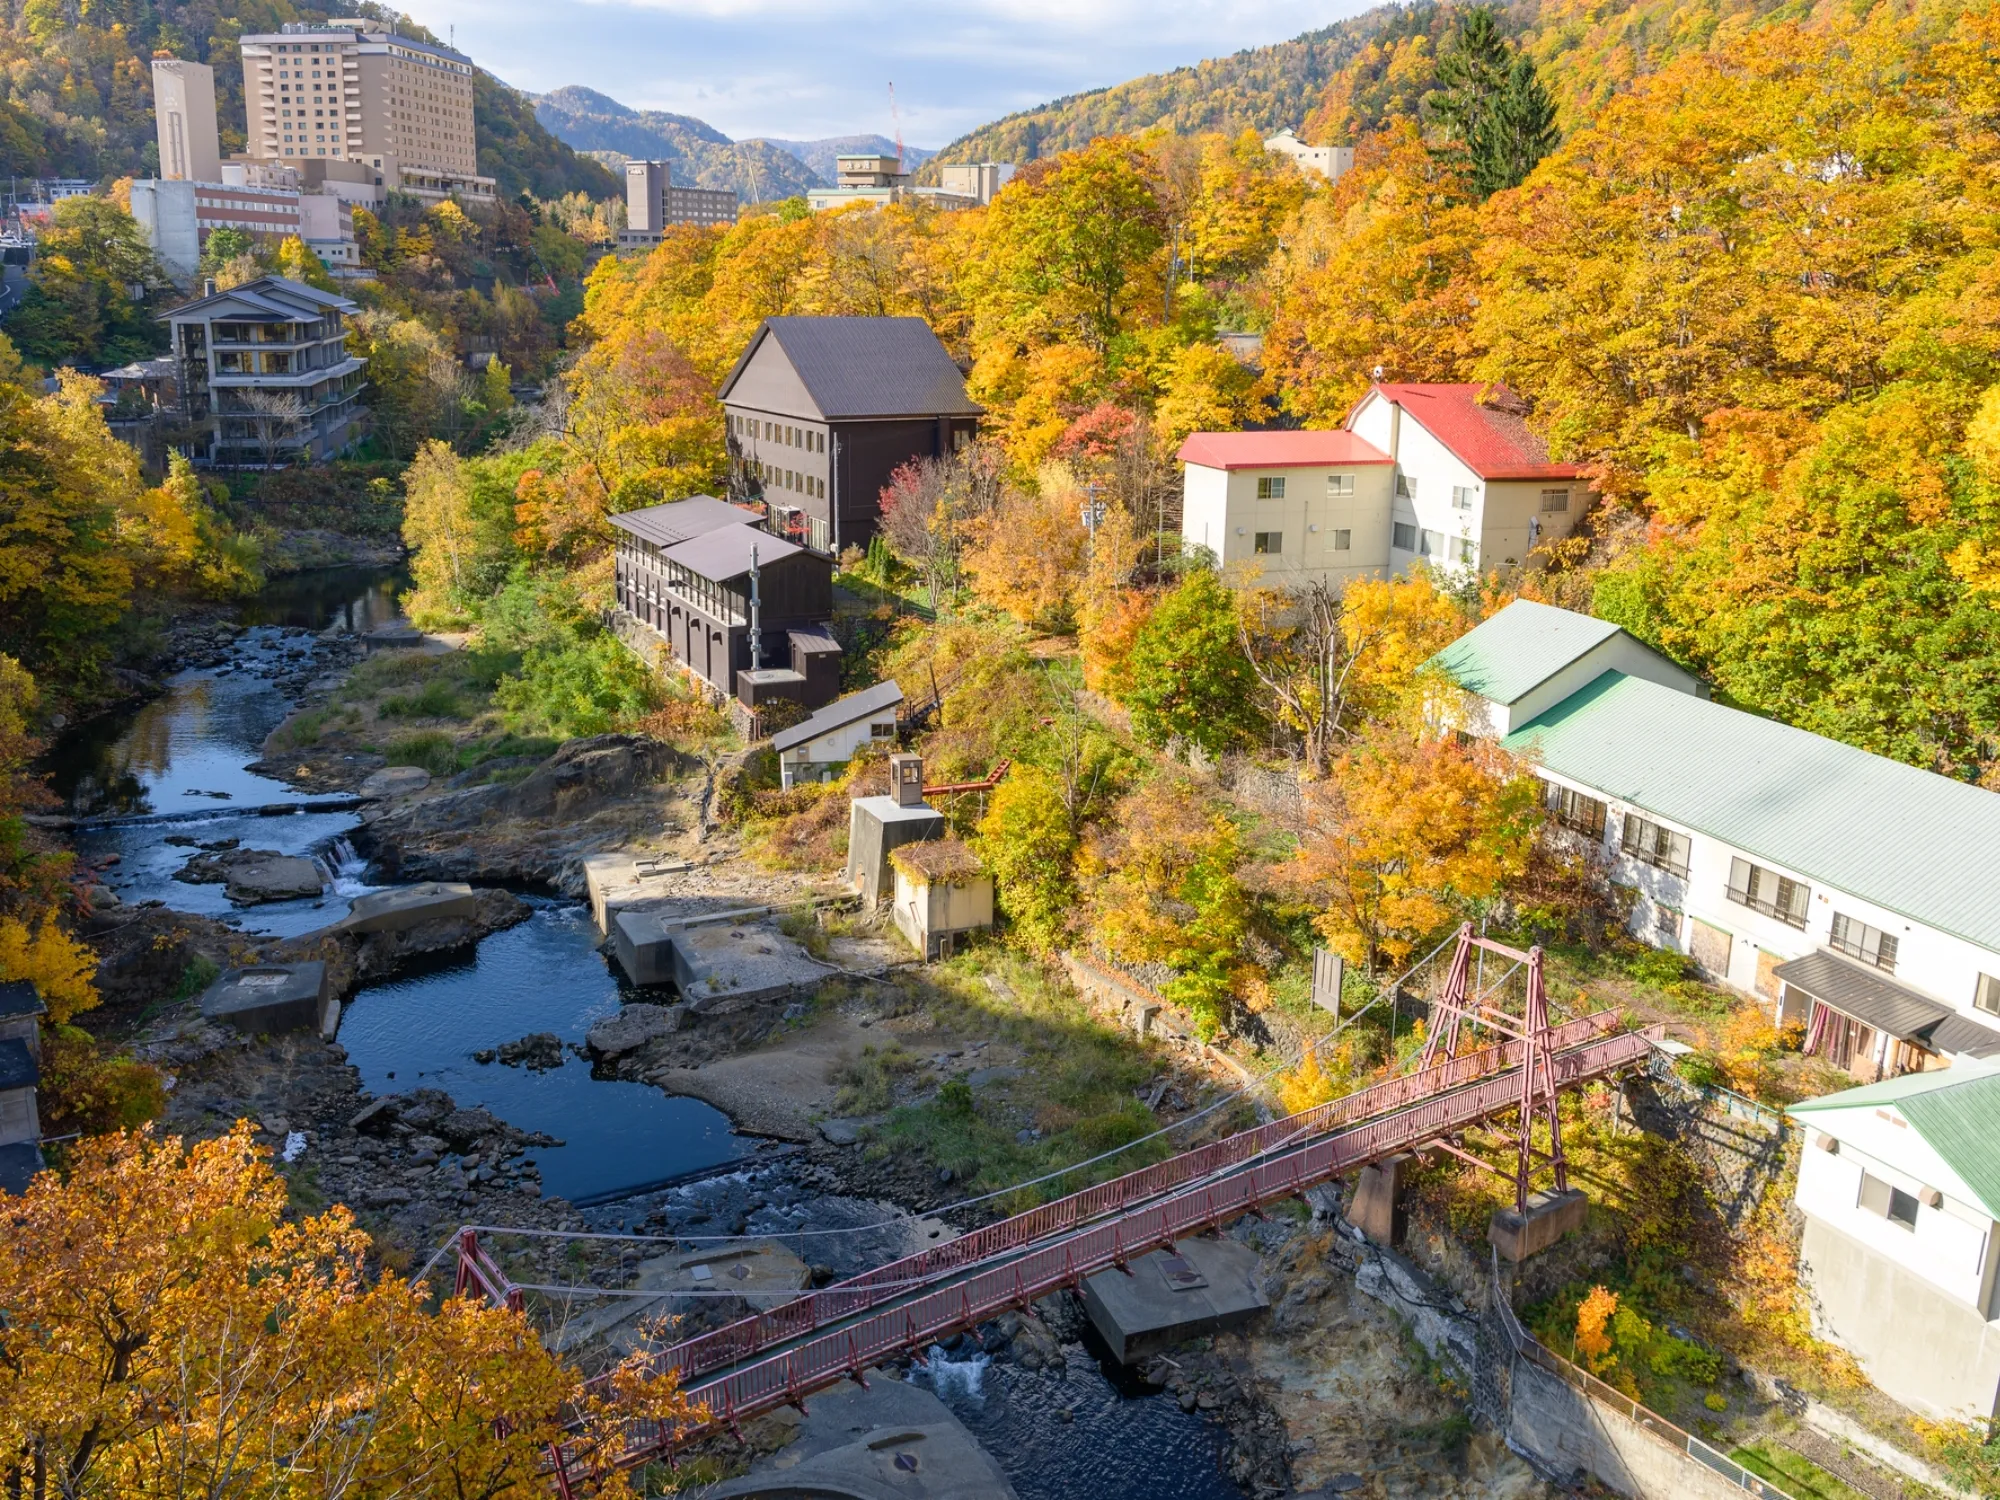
[748,544,763,670]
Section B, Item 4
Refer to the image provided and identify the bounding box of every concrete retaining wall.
[1504,1356,1759,1500]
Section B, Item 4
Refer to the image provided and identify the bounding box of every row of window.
[1545,779,1963,987]
[1392,523,1476,564]
[1251,530,1354,555]
[759,461,824,500]
[1385,474,1571,513]
[732,414,823,452]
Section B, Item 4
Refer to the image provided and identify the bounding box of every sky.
[408,0,1372,146]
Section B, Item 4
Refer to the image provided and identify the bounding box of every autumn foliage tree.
[0,1126,697,1498]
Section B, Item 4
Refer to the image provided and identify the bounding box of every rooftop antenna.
[888,81,903,171]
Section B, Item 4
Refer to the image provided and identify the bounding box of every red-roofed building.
[1177,428,1395,588]
[1177,382,1588,590]
[1346,382,1589,574]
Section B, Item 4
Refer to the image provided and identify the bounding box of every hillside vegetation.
[0,0,613,197]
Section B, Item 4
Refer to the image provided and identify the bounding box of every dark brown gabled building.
[609,496,841,710]
[719,316,983,555]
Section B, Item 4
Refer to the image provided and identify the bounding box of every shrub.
[385,731,458,776]
[377,678,466,720]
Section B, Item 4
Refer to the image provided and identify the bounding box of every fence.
[1489,1262,1796,1499]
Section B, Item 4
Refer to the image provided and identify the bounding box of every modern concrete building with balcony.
[163,274,366,466]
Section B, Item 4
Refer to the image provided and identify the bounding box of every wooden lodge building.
[719,316,983,554]
[610,496,842,710]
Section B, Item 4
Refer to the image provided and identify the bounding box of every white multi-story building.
[1264,128,1354,184]
[238,21,495,203]
[1432,600,2000,1080]
[1180,381,1589,589]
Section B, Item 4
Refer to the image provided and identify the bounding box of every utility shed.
[891,839,993,960]
[769,679,904,787]
[0,1034,39,1149]
[846,796,944,905]
[1788,1065,2000,1421]
[0,979,44,1060]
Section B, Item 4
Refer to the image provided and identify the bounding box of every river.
[51,566,753,1204]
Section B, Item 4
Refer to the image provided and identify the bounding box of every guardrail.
[576,1025,1660,1473]
[1490,1263,1795,1498]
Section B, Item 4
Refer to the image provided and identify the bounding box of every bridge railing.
[647,1009,1625,1388]
[587,1025,1659,1469]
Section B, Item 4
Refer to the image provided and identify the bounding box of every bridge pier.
[1344,1152,1413,1247]
[1489,1188,1588,1261]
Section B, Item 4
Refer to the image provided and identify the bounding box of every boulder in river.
[585,1002,683,1059]
[358,765,431,799]
[176,847,325,904]
[496,1031,565,1070]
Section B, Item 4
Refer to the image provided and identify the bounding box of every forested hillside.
[0,0,613,197]
[930,0,1809,165]
[533,86,821,201]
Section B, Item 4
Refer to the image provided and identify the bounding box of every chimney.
[889,753,924,809]
[202,277,217,297]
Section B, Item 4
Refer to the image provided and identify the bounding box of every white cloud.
[419,0,1368,143]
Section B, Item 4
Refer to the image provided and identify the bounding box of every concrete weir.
[199,962,332,1036]
[1082,1236,1270,1364]
[338,882,479,934]
[710,1373,1018,1500]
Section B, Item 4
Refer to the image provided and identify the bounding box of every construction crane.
[888,81,904,171]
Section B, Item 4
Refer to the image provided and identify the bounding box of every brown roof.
[889,838,984,883]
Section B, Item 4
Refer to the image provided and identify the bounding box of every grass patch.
[831,1043,923,1114]
[862,952,1243,1208]
[378,678,469,720]
[385,731,459,776]
[1728,1443,1872,1500]
[777,909,831,960]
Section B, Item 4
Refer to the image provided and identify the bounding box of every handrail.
[570,1025,1659,1473]
[645,1010,1628,1390]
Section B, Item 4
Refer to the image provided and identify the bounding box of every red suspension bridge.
[451,926,1660,1487]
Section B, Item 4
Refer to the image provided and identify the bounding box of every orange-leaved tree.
[1287,731,1541,972]
[0,1125,697,1498]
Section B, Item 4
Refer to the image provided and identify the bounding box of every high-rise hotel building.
[238,21,495,203]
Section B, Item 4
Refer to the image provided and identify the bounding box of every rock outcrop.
[358,734,693,886]
[585,1002,686,1059]
[176,848,325,904]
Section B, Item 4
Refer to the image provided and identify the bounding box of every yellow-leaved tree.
[0,1125,699,1498]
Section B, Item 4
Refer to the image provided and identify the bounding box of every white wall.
[1181,462,1394,589]
[130,179,201,283]
[1795,1126,1995,1312]
[779,712,897,785]
[1535,767,2000,1031]
[1498,640,1704,734]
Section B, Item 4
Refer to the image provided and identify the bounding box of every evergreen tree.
[1473,54,1560,196]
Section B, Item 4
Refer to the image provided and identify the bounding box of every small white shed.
[891,840,994,961]
[769,680,904,789]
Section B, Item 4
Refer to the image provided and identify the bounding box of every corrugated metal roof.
[0,1036,37,1091]
[720,317,983,420]
[1931,1014,2000,1059]
[661,525,804,581]
[0,1141,44,1197]
[771,679,904,753]
[1430,600,1623,706]
[1790,1065,2000,1219]
[1770,952,1950,1043]
[1349,382,1583,480]
[608,496,760,549]
[163,274,355,323]
[1176,430,1391,470]
[1501,672,2000,955]
[0,980,43,1019]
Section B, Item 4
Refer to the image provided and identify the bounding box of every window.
[1393,522,1418,551]
[1728,857,1810,928]
[1253,531,1283,555]
[1544,781,1607,839]
[1859,1172,1920,1231]
[870,722,896,740]
[1621,815,1691,877]
[1395,473,1418,500]
[1830,914,1899,973]
[1331,529,1352,551]
[1540,488,1571,513]
[1977,973,2000,1016]
[1326,474,1354,498]
[1421,529,1444,557]
[1256,476,1286,499]
[1453,537,1477,565]
[1452,485,1475,510]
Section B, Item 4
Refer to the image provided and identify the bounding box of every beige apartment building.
[238,21,494,203]
[152,58,221,183]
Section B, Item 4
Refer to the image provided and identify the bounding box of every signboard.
[1311,947,1344,1017]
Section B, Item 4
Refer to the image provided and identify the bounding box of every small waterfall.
[917,1344,991,1402]
[312,835,370,895]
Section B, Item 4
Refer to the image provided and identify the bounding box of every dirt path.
[651,1008,877,1140]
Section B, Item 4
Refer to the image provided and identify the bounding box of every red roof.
[1352,383,1582,481]
[1176,429,1392,471]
